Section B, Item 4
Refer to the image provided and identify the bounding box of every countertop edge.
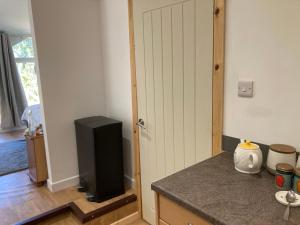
[151,184,225,225]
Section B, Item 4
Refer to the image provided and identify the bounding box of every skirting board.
[47,175,79,192]
[48,174,135,192]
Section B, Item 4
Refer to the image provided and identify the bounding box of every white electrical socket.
[238,81,253,97]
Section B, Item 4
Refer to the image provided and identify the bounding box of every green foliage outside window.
[13,37,34,58]
[16,62,39,105]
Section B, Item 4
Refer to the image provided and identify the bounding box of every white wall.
[30,0,106,191]
[224,0,300,152]
[0,0,31,35]
[99,0,134,186]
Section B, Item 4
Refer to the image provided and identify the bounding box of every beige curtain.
[0,32,28,129]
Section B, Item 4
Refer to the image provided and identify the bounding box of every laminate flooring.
[0,170,137,225]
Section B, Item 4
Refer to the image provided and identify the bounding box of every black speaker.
[74,116,125,202]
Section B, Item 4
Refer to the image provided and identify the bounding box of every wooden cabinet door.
[159,195,212,225]
[26,135,48,184]
[34,136,48,181]
[26,137,37,181]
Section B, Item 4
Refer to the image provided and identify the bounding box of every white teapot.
[234,140,263,174]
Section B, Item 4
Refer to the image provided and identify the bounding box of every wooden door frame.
[128,0,225,219]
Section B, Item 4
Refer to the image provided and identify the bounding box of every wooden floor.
[0,130,25,144]
[0,170,137,225]
[129,219,149,225]
[37,215,148,225]
[0,170,82,225]
[38,215,149,225]
[0,130,138,225]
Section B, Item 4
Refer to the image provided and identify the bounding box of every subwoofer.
[74,116,125,202]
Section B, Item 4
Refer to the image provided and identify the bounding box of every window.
[12,37,40,106]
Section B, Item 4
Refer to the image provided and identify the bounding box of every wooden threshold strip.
[14,194,137,225]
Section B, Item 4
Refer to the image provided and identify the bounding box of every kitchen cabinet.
[25,134,48,186]
[155,194,212,225]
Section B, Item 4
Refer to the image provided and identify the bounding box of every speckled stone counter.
[152,152,300,225]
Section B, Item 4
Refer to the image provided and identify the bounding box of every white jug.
[234,140,263,174]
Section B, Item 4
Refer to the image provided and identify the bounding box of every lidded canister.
[267,144,297,174]
[275,163,294,190]
[293,168,300,194]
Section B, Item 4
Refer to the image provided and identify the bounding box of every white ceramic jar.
[266,144,296,174]
[234,140,263,174]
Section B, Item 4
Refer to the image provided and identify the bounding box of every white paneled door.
[133,0,214,223]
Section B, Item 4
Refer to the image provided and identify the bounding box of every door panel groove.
[171,7,175,174]
[160,9,167,177]
[150,12,158,180]
[181,3,186,167]
[194,0,197,161]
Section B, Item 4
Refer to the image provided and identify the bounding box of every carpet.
[0,140,28,176]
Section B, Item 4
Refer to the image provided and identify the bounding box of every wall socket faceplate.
[238,80,253,97]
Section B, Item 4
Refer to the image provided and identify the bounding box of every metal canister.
[275,163,294,190]
[293,168,300,194]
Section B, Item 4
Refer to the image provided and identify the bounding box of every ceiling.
[0,0,31,35]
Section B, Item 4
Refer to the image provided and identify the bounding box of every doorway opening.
[0,1,48,224]
[0,35,41,177]
[0,1,42,177]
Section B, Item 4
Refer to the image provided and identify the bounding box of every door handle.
[136,119,146,129]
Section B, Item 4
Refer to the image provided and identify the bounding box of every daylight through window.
[12,37,40,106]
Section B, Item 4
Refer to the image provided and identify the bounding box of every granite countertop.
[151,152,300,225]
